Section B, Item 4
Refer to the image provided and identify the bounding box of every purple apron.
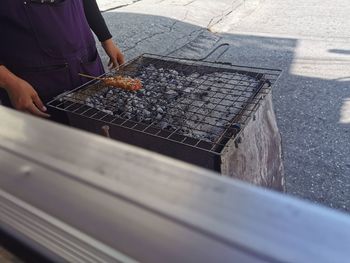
[0,0,104,110]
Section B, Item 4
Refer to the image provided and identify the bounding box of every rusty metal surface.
[221,92,285,191]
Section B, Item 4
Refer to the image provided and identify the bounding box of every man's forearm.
[0,65,19,91]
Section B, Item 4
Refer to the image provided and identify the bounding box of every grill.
[48,54,281,171]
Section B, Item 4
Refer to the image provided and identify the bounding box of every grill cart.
[48,54,284,190]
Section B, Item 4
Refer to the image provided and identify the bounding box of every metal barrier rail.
[0,106,349,263]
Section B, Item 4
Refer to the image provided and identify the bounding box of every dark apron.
[0,0,104,118]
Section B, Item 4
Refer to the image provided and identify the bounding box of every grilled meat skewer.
[79,73,142,91]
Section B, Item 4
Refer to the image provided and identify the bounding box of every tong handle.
[198,43,230,62]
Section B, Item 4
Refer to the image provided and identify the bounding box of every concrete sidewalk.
[95,0,350,212]
[95,0,247,62]
[97,0,244,29]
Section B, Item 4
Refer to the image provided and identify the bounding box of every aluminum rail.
[0,106,349,263]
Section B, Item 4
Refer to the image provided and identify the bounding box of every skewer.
[78,73,105,80]
[78,72,143,91]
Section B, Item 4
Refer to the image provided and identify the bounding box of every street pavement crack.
[123,11,191,54]
[123,20,181,54]
[183,0,196,6]
[101,0,143,13]
[207,0,243,30]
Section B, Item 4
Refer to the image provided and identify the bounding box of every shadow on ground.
[98,12,350,212]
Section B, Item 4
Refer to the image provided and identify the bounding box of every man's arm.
[0,65,49,118]
[82,0,112,42]
[82,0,125,68]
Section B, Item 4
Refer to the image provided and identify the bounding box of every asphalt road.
[96,0,350,212]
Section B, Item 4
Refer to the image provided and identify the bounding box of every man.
[0,0,124,118]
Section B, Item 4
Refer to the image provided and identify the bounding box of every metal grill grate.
[48,54,281,154]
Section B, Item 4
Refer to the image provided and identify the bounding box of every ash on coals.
[81,64,258,142]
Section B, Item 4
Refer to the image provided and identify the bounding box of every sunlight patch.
[340,98,350,124]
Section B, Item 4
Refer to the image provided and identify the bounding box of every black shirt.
[83,0,112,42]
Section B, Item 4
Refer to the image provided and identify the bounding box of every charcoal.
[101,109,113,115]
[143,110,151,117]
[165,90,178,99]
[184,87,193,93]
[73,64,259,143]
[156,113,163,120]
[157,107,164,114]
[159,121,168,129]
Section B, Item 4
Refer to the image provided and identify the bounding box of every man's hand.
[0,66,50,118]
[101,39,125,69]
